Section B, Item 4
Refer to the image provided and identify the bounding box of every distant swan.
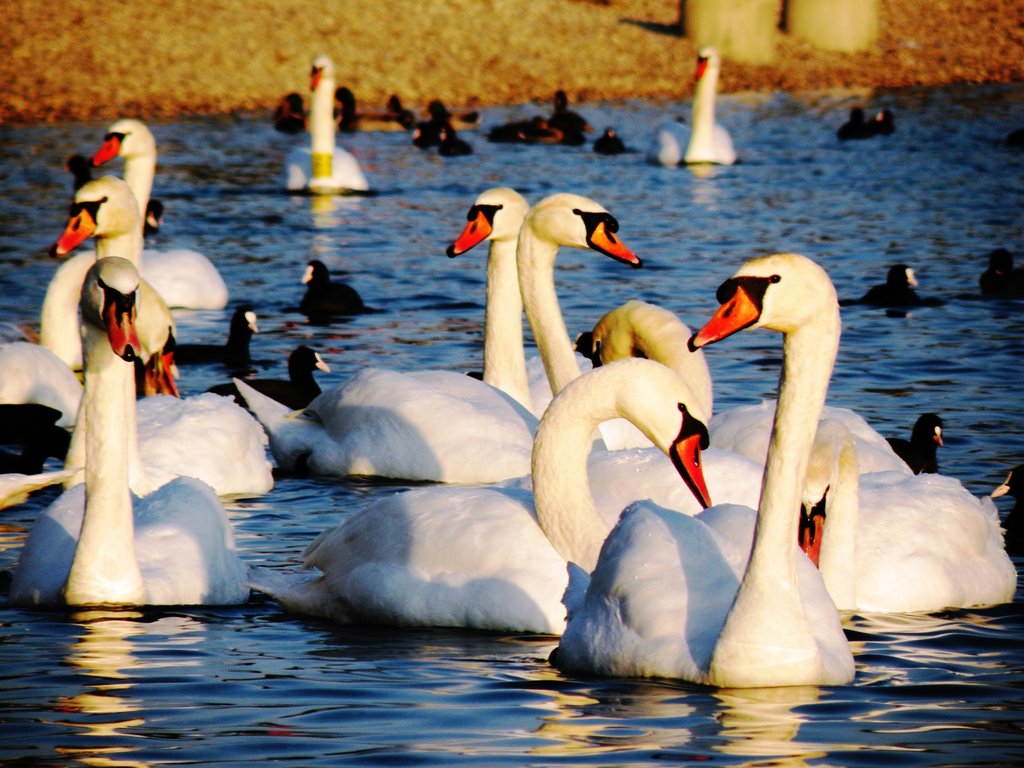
[556,254,854,687]
[238,193,641,483]
[648,47,735,167]
[249,357,712,633]
[10,258,248,606]
[283,55,370,195]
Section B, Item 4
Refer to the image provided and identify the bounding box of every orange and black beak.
[446,203,502,257]
[669,403,712,509]
[310,65,324,92]
[575,210,642,268]
[92,132,125,167]
[100,278,141,362]
[50,199,104,258]
[142,332,180,398]
[694,54,710,82]
[689,275,776,350]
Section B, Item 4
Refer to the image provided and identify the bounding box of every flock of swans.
[0,51,1017,691]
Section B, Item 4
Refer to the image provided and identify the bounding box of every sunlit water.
[1,84,1022,766]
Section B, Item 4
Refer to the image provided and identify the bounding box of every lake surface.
[1,84,1022,766]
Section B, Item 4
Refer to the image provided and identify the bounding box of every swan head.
[81,257,142,362]
[310,55,335,92]
[689,253,838,348]
[446,187,529,256]
[524,193,641,268]
[50,176,141,258]
[695,47,721,82]
[93,118,156,166]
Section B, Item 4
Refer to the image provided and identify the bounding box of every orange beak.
[102,290,141,362]
[694,56,709,82]
[310,66,323,92]
[50,208,98,258]
[446,208,495,257]
[92,133,123,166]
[588,219,641,268]
[689,283,761,350]
[669,405,712,509]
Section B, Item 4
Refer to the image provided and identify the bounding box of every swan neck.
[482,237,531,408]
[96,226,144,269]
[691,67,718,140]
[64,323,146,605]
[816,435,860,609]
[123,154,155,219]
[531,374,618,571]
[310,73,336,160]
[518,228,581,397]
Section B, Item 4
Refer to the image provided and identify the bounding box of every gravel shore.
[3,0,1022,124]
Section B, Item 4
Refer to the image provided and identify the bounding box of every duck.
[837,107,872,140]
[9,258,249,607]
[992,465,1024,555]
[593,127,627,155]
[272,91,307,133]
[248,356,713,634]
[554,253,855,687]
[334,87,415,132]
[43,176,178,395]
[842,263,943,308]
[91,118,229,310]
[979,248,1024,296]
[283,55,370,195]
[236,193,641,484]
[437,124,473,156]
[546,89,590,145]
[886,413,943,474]
[299,259,368,317]
[647,47,735,167]
[173,306,259,368]
[209,345,329,410]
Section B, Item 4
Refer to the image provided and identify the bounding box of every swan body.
[0,469,73,511]
[240,193,641,483]
[647,47,735,167]
[249,357,713,633]
[0,341,82,426]
[284,55,370,194]
[10,258,248,606]
[92,118,228,310]
[557,254,855,687]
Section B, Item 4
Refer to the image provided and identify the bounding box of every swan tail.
[561,561,591,618]
[246,565,328,615]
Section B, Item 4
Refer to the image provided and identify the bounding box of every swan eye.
[770,274,781,283]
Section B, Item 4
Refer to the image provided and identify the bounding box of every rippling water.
[1,84,1022,766]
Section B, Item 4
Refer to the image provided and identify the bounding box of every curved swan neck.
[96,225,144,269]
[64,319,146,605]
[482,236,530,408]
[517,227,581,397]
[123,152,155,219]
[816,428,860,610]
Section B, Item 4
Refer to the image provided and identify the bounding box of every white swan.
[91,118,229,310]
[283,55,370,195]
[237,193,641,484]
[647,47,736,167]
[47,178,273,498]
[579,299,1015,614]
[446,187,599,417]
[0,341,82,426]
[43,176,177,394]
[556,254,855,687]
[249,357,712,633]
[10,258,248,606]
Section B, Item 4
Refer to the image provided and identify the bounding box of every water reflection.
[714,686,826,765]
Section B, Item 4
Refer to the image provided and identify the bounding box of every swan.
[47,178,273,498]
[0,341,82,426]
[10,258,249,606]
[237,193,641,483]
[586,301,1013,614]
[555,253,855,687]
[43,176,178,395]
[92,118,229,310]
[0,468,73,511]
[647,47,736,167]
[283,55,370,195]
[248,357,713,634]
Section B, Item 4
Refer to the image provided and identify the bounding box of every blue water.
[1,84,1023,766]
